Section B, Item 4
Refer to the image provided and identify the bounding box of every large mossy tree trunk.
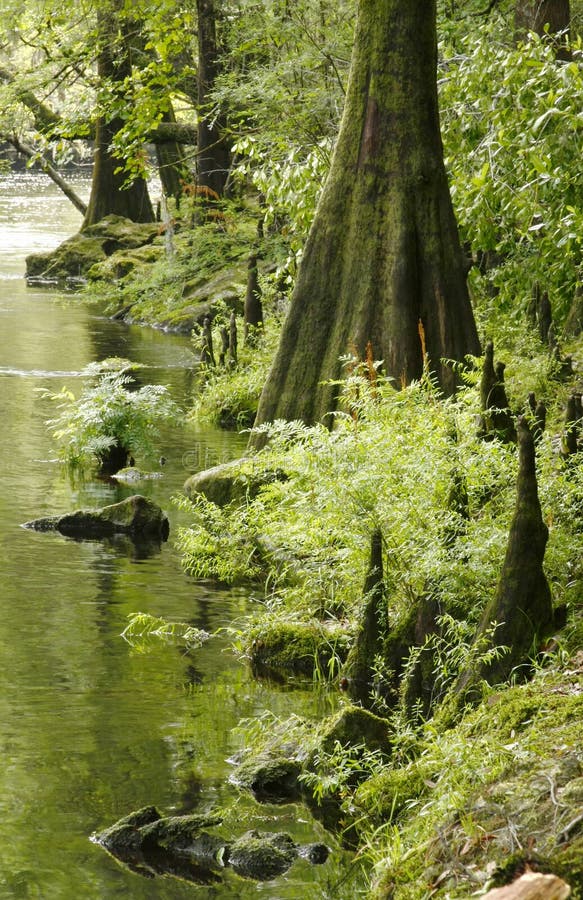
[453,417,554,706]
[250,0,480,440]
[515,0,570,37]
[82,5,154,229]
[197,0,231,197]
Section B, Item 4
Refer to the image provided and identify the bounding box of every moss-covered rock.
[184,459,286,507]
[235,754,303,802]
[94,807,328,886]
[25,215,160,282]
[96,805,161,852]
[138,813,224,852]
[315,705,393,757]
[226,830,298,880]
[182,267,245,309]
[23,494,169,541]
[354,760,432,826]
[88,243,163,281]
[248,620,351,677]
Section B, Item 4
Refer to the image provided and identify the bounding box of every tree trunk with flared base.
[82,7,154,229]
[250,0,479,442]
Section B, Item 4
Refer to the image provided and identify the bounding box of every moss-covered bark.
[515,0,571,58]
[250,0,479,441]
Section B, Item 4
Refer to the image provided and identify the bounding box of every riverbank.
[22,185,583,898]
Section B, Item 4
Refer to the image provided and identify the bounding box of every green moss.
[235,754,302,801]
[248,620,351,677]
[26,215,159,281]
[368,674,583,898]
[316,706,392,756]
[489,840,583,898]
[227,830,297,880]
[354,761,431,825]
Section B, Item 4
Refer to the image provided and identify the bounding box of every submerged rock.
[94,806,329,885]
[227,830,297,880]
[111,466,164,483]
[22,495,169,541]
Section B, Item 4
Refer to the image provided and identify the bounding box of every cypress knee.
[562,393,582,457]
[200,316,216,367]
[479,341,516,442]
[454,417,553,704]
[228,311,238,368]
[244,252,263,345]
[344,528,385,702]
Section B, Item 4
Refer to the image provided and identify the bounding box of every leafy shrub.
[440,26,583,321]
[42,360,180,474]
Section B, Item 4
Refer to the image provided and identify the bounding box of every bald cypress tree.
[83,4,154,228]
[251,0,480,441]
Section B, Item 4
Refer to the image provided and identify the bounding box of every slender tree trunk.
[197,0,230,197]
[250,0,479,439]
[83,6,154,228]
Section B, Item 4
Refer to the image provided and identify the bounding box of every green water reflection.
[0,175,362,899]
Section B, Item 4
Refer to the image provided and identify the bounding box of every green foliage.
[190,316,281,428]
[299,740,385,807]
[121,612,209,652]
[41,360,180,474]
[440,25,583,322]
[175,491,263,583]
[365,673,583,898]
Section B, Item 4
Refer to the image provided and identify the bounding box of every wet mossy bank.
[25,210,284,336]
[230,669,583,898]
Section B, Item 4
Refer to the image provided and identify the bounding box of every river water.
[0,174,358,899]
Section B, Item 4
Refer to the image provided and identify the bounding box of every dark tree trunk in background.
[453,417,553,705]
[250,0,480,441]
[197,0,231,197]
[515,0,570,57]
[155,106,190,203]
[83,6,154,229]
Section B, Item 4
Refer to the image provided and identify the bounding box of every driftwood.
[483,871,571,899]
